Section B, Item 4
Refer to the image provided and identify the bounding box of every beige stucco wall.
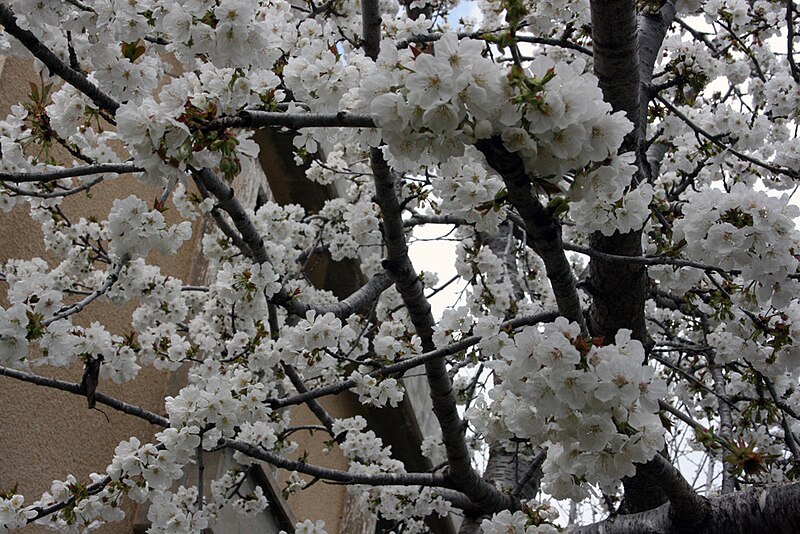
[280,397,363,534]
[0,56,203,532]
[0,56,359,533]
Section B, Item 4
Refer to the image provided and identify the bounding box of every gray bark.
[572,481,800,534]
[475,136,587,333]
[588,0,678,516]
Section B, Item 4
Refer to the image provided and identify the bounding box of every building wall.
[0,57,358,533]
[0,56,206,532]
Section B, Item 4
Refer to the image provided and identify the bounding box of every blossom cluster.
[208,469,270,518]
[467,318,667,498]
[481,501,560,534]
[673,182,800,307]
[108,195,193,259]
[115,66,272,186]
[2,0,800,530]
[569,155,653,237]
[330,417,451,527]
[351,369,404,408]
[0,494,36,532]
[433,149,508,233]
[360,37,632,183]
[165,365,278,443]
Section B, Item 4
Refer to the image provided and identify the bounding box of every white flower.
[293,519,328,534]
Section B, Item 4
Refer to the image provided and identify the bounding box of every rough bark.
[369,150,516,513]
[458,450,543,534]
[591,0,641,140]
[572,481,800,534]
[476,136,586,333]
[588,0,678,516]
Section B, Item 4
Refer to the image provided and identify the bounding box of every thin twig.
[0,163,141,183]
[3,176,105,198]
[45,255,129,326]
[654,94,798,180]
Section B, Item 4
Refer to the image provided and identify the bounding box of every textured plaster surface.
[0,57,204,533]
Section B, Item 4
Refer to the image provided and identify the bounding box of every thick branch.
[571,481,800,534]
[638,454,711,530]
[475,136,586,333]
[591,0,641,140]
[709,353,735,493]
[290,270,394,318]
[586,0,653,343]
[787,0,800,83]
[370,149,515,511]
[637,2,677,132]
[360,0,381,60]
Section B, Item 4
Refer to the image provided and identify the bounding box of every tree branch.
[514,34,593,56]
[194,167,392,319]
[3,176,105,198]
[653,94,800,180]
[271,309,558,408]
[787,0,800,83]
[27,475,112,524]
[0,365,169,426]
[289,270,394,318]
[0,366,456,491]
[282,363,338,439]
[591,0,641,139]
[221,438,450,488]
[571,481,800,533]
[44,255,129,326]
[475,136,587,333]
[709,352,735,493]
[0,163,141,183]
[0,4,120,114]
[369,147,516,510]
[209,111,375,131]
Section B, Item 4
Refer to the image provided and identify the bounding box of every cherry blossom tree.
[1,0,800,532]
